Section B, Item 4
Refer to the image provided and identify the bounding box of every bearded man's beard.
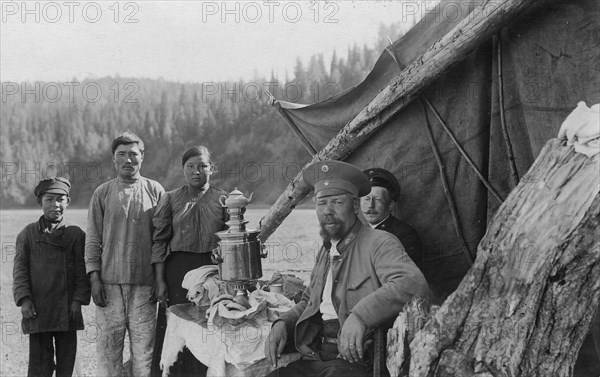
[319,226,332,250]
[319,222,344,243]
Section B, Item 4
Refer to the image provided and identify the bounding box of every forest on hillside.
[1,22,410,208]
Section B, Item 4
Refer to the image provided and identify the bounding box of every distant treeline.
[1,22,409,208]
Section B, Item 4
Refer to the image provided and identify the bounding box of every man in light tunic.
[85,131,165,377]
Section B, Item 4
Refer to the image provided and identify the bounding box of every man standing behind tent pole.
[361,168,423,271]
[85,131,165,377]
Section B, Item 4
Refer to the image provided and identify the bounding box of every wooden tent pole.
[419,100,474,265]
[495,33,521,187]
[258,0,544,242]
[385,42,504,204]
[423,94,504,203]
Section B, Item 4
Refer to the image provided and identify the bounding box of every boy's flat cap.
[34,177,71,198]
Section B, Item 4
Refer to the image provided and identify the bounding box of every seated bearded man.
[265,160,429,377]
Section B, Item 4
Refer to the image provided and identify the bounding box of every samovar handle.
[260,243,268,258]
[211,247,223,264]
[219,195,227,207]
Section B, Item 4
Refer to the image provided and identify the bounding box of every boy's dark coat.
[13,216,91,334]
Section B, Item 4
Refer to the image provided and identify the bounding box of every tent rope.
[495,33,520,187]
[385,42,504,204]
[419,99,474,266]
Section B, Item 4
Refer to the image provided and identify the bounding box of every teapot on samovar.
[212,188,266,308]
[219,188,253,208]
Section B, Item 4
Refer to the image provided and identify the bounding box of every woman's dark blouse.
[151,185,228,263]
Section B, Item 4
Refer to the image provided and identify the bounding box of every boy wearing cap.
[361,168,423,271]
[265,160,428,377]
[13,177,91,377]
[85,131,164,377]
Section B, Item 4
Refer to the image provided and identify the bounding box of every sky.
[0,0,434,83]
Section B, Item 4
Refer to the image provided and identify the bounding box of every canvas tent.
[259,0,600,373]
[265,0,599,306]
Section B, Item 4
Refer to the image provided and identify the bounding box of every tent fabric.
[274,0,600,304]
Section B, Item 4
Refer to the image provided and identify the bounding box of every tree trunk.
[387,297,433,376]
[406,139,600,376]
[258,0,544,242]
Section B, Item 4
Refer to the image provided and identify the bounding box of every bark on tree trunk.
[405,139,600,376]
[387,297,433,376]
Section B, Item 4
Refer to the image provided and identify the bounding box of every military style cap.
[34,177,71,198]
[303,160,371,198]
[363,168,400,201]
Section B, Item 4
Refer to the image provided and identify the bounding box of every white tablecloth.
[161,303,301,377]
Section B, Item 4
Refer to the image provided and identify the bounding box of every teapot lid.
[228,187,244,197]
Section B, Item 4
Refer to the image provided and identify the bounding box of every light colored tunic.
[279,220,429,360]
[85,176,164,286]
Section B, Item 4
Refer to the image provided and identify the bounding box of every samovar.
[212,188,266,308]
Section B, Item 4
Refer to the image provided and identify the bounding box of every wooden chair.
[373,326,389,377]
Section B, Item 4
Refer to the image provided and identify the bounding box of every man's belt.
[321,336,338,345]
[321,318,340,345]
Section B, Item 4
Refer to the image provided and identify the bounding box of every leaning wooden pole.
[495,33,521,188]
[407,139,599,376]
[385,41,504,204]
[258,0,544,241]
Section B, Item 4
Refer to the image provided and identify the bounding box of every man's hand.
[69,301,82,320]
[338,313,367,363]
[155,279,169,308]
[21,298,36,319]
[264,320,287,367]
[90,272,108,307]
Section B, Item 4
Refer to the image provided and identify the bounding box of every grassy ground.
[0,208,319,376]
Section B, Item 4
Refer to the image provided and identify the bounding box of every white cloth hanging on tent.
[558,101,600,157]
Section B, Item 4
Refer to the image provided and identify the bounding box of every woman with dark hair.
[150,146,228,376]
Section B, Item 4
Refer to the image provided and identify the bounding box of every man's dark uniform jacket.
[375,215,423,271]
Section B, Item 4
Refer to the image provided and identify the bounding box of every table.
[161,303,301,377]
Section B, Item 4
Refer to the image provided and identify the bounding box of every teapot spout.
[247,192,254,204]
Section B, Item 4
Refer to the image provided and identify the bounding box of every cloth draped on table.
[181,265,229,307]
[151,253,214,377]
[161,290,299,377]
